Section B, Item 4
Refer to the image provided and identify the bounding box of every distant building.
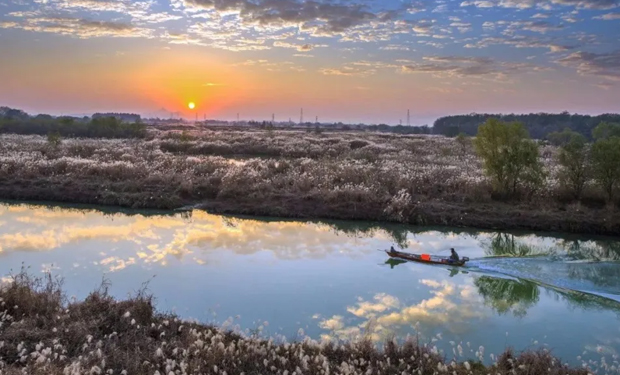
[92,113,141,123]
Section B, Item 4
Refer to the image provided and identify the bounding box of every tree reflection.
[474,276,540,317]
[485,233,549,257]
[557,239,620,261]
[559,289,620,317]
[566,262,620,288]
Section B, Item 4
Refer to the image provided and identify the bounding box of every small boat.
[385,249,469,267]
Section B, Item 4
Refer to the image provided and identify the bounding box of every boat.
[385,249,469,267]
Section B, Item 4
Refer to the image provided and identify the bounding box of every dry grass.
[0,271,601,375]
[0,129,618,235]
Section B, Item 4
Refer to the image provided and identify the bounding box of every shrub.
[349,140,369,149]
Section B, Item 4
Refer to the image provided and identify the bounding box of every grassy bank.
[0,272,596,375]
[0,130,618,235]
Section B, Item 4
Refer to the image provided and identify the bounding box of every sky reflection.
[0,202,619,366]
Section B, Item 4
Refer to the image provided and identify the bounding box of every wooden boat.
[385,249,469,267]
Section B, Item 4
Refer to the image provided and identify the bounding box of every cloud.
[0,16,150,38]
[183,0,382,36]
[556,50,620,81]
[273,41,325,51]
[593,12,620,19]
[401,55,544,81]
[501,20,565,34]
[465,35,574,53]
[461,0,620,9]
[379,44,412,51]
[319,66,375,77]
[550,0,620,9]
[29,0,180,24]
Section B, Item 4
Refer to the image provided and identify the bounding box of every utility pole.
[300,108,304,125]
[315,116,318,124]
[407,109,410,126]
[272,113,275,124]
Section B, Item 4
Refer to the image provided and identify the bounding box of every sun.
[188,102,195,110]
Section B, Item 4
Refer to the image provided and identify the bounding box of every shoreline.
[0,183,618,236]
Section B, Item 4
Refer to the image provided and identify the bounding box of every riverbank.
[0,131,618,236]
[0,272,594,375]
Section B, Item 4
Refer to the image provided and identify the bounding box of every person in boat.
[390,246,396,253]
[449,248,460,262]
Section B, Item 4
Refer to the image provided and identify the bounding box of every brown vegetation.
[0,271,592,375]
[0,128,618,235]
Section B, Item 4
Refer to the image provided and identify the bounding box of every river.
[1,202,619,367]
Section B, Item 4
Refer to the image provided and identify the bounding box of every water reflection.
[474,276,540,318]
[558,239,620,261]
[317,278,487,343]
[484,233,552,258]
[384,258,407,269]
[1,202,620,366]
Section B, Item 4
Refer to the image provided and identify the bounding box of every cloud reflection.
[318,278,487,343]
[0,203,412,268]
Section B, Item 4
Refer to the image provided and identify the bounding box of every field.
[0,127,618,235]
[0,271,606,375]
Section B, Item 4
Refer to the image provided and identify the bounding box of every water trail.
[466,256,620,303]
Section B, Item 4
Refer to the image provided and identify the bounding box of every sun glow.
[188,102,195,109]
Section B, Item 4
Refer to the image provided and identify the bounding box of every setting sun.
[188,102,195,110]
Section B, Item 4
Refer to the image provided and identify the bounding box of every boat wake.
[466,256,620,303]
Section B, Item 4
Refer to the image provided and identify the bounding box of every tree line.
[474,118,620,204]
[0,107,146,139]
[435,112,620,140]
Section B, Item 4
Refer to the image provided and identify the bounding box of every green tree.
[592,121,620,140]
[47,131,62,148]
[548,128,579,146]
[473,118,544,197]
[556,130,589,199]
[591,137,620,202]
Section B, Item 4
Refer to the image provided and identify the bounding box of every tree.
[592,121,620,140]
[47,131,62,148]
[455,132,471,158]
[591,136,620,202]
[548,128,579,146]
[473,118,544,197]
[556,130,589,199]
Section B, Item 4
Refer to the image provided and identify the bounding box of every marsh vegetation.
[0,119,619,234]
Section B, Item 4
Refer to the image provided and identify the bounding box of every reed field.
[0,128,618,235]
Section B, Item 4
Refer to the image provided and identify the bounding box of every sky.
[0,0,619,125]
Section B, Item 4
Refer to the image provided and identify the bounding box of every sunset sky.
[1,0,619,124]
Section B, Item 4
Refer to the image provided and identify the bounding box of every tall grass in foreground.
[0,271,615,375]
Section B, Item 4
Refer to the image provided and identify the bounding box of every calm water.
[1,202,620,366]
